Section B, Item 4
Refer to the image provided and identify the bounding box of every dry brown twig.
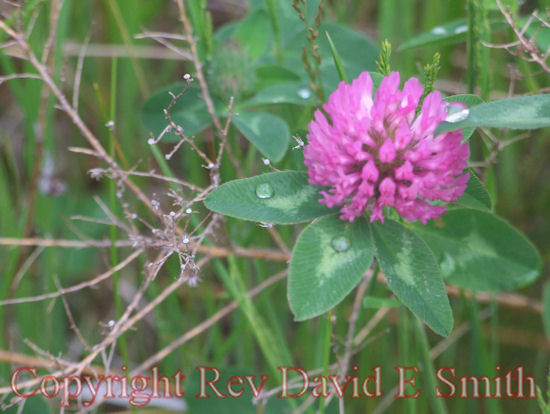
[0,249,143,306]
[484,1,550,73]
[174,0,243,178]
[0,3,232,402]
[134,30,193,60]
[0,1,297,406]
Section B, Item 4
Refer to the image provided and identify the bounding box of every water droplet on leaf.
[431,27,446,35]
[454,25,468,34]
[331,236,351,252]
[298,88,311,99]
[445,106,470,123]
[255,183,274,199]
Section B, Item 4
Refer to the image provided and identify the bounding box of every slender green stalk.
[214,258,297,410]
[378,0,397,44]
[367,262,379,294]
[326,31,348,82]
[468,297,503,414]
[319,310,332,414]
[518,60,540,93]
[476,0,490,101]
[400,0,415,76]
[253,260,294,364]
[108,58,123,320]
[150,145,179,191]
[399,311,417,414]
[185,0,212,59]
[489,296,499,368]
[415,319,448,414]
[107,0,149,97]
[265,0,282,61]
[467,0,476,94]
[109,56,135,412]
[92,60,131,374]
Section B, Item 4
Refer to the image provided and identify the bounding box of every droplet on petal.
[255,183,274,199]
[331,236,351,252]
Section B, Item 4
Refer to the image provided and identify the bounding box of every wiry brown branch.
[63,41,191,60]
[0,19,159,215]
[484,1,550,73]
[0,350,106,376]
[0,73,41,84]
[53,275,92,351]
[0,4,279,406]
[175,0,243,178]
[72,31,91,111]
[0,255,206,396]
[0,250,143,306]
[149,78,214,165]
[134,30,192,60]
[133,269,288,375]
[371,311,492,414]
[0,235,543,313]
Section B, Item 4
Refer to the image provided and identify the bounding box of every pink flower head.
[304,71,469,224]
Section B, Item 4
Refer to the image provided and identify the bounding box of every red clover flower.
[304,71,470,224]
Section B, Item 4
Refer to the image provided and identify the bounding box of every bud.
[206,40,257,102]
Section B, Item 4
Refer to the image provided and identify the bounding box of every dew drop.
[431,27,446,35]
[298,88,311,99]
[454,25,468,34]
[331,236,351,252]
[255,183,274,199]
[445,106,470,123]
